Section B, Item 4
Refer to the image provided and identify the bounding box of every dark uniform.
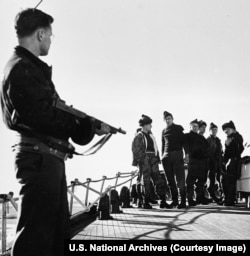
[207,126,223,201]
[221,121,244,206]
[162,123,186,207]
[185,130,209,205]
[132,115,169,209]
[132,131,167,207]
[1,46,96,256]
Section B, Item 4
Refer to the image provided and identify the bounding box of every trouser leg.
[195,159,208,202]
[196,176,207,201]
[208,170,216,196]
[224,175,236,205]
[174,152,186,204]
[140,156,152,203]
[208,159,219,199]
[162,157,178,203]
[53,170,70,255]
[149,179,158,201]
[136,171,143,206]
[136,183,143,203]
[151,159,166,199]
[186,169,196,202]
[224,159,239,205]
[12,152,69,256]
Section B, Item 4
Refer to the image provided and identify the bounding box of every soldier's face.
[199,125,206,135]
[224,128,234,136]
[144,123,152,133]
[210,128,218,136]
[165,116,173,127]
[39,26,53,56]
[190,124,199,133]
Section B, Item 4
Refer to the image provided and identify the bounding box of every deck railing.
[0,170,138,255]
[0,193,18,255]
[67,170,139,215]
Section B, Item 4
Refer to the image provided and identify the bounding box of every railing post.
[114,172,120,190]
[100,176,106,194]
[85,178,91,206]
[69,179,77,215]
[129,171,135,190]
[1,196,7,254]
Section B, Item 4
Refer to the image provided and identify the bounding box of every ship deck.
[72,201,250,240]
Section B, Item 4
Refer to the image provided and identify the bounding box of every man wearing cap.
[184,119,210,206]
[161,111,186,208]
[0,8,110,256]
[207,123,223,202]
[197,120,211,204]
[219,121,244,206]
[132,114,170,209]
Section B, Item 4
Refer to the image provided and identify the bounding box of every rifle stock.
[54,99,126,135]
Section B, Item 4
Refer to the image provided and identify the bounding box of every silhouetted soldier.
[161,111,186,209]
[219,121,244,206]
[0,8,109,256]
[197,120,211,204]
[184,119,210,206]
[207,122,223,202]
[132,115,170,209]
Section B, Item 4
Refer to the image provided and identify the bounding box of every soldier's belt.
[13,136,71,160]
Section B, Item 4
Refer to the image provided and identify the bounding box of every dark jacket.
[184,131,209,160]
[207,135,223,162]
[161,123,185,155]
[223,132,244,164]
[132,131,160,166]
[1,46,95,146]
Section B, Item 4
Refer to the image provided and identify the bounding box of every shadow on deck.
[72,202,250,240]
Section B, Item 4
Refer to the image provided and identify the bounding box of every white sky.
[0,0,250,195]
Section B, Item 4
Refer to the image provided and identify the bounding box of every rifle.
[53,99,126,135]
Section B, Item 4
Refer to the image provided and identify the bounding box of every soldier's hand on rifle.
[95,122,111,136]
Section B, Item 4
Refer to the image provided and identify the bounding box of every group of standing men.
[132,112,244,209]
[0,7,246,256]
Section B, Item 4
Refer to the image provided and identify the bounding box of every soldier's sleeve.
[236,133,244,155]
[179,125,185,148]
[7,62,95,142]
[183,133,190,154]
[132,134,146,164]
[161,129,165,156]
[223,145,229,164]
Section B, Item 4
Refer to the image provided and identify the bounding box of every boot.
[170,200,178,208]
[178,195,187,209]
[143,198,152,209]
[177,201,187,209]
[188,199,197,207]
[177,191,187,208]
[211,194,220,203]
[138,200,143,208]
[196,196,211,205]
[170,194,179,207]
[160,200,172,209]
[143,202,152,209]
[149,199,158,204]
[159,196,172,209]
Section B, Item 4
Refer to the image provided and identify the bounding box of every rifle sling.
[79,133,113,156]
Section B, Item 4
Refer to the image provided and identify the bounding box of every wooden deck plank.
[73,202,250,240]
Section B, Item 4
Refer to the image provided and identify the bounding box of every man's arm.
[132,134,146,165]
[6,62,95,143]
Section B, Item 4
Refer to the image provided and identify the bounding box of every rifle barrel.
[54,100,126,135]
